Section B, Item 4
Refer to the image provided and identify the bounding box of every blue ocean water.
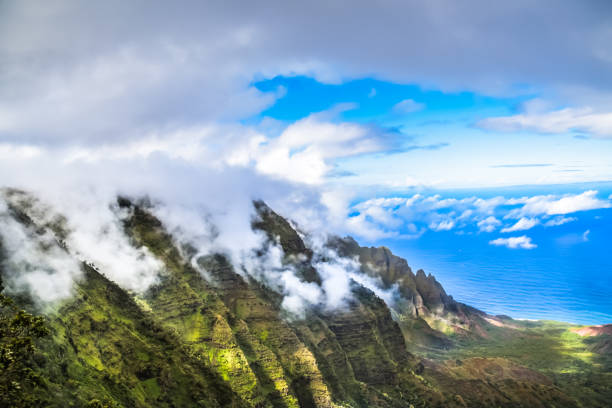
[378,182,612,325]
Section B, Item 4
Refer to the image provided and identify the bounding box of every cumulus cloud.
[477,216,501,232]
[489,236,537,249]
[0,187,160,305]
[507,190,611,218]
[429,219,455,231]
[254,114,396,184]
[501,217,539,233]
[478,107,612,138]
[337,190,608,242]
[218,229,400,317]
[544,216,576,227]
[346,194,510,240]
[64,199,164,293]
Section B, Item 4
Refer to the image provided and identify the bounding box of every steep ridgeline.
[0,192,609,407]
[328,237,496,348]
[248,203,586,408]
[124,200,442,408]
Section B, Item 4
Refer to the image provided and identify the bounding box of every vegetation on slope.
[0,276,50,408]
[436,320,612,407]
[0,193,610,407]
[330,235,612,407]
[122,199,445,407]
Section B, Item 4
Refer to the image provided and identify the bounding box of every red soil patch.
[571,324,612,337]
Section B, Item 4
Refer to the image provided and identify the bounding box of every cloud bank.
[507,190,611,217]
[342,190,610,245]
[2,0,612,149]
[489,236,537,250]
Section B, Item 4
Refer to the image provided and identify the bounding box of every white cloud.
[1,187,165,301]
[0,143,42,160]
[236,242,326,317]
[477,216,501,232]
[2,1,611,113]
[0,194,82,305]
[429,219,455,231]
[489,236,537,249]
[392,99,425,114]
[280,271,322,310]
[507,190,611,217]
[314,189,610,244]
[544,216,576,227]
[473,196,508,215]
[255,115,391,185]
[501,217,539,233]
[478,107,612,138]
[0,1,611,199]
[344,213,399,241]
[582,229,590,242]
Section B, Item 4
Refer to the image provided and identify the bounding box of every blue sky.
[249,75,612,190]
[253,76,521,123]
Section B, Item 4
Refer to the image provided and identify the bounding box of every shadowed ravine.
[1,192,610,407]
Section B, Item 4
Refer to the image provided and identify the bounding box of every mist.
[0,139,402,317]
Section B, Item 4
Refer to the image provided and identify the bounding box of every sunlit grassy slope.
[0,194,610,407]
[432,319,612,407]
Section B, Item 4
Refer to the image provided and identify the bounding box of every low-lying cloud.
[0,140,400,317]
[342,190,610,244]
[506,190,611,217]
[0,194,82,305]
[489,236,537,250]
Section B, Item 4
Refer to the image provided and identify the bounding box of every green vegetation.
[443,321,595,372]
[0,196,610,407]
[428,320,612,407]
[32,264,246,407]
[0,277,50,408]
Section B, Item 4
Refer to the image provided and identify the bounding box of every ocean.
[377,182,612,325]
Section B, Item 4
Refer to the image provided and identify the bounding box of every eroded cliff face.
[328,235,495,346]
[0,192,608,407]
[124,200,441,408]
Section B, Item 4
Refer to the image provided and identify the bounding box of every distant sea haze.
[379,183,612,325]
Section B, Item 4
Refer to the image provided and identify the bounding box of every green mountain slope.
[0,192,610,407]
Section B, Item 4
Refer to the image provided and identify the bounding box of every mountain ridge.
[0,190,610,407]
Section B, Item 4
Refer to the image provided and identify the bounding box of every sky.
[1,1,612,321]
[1,0,611,190]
